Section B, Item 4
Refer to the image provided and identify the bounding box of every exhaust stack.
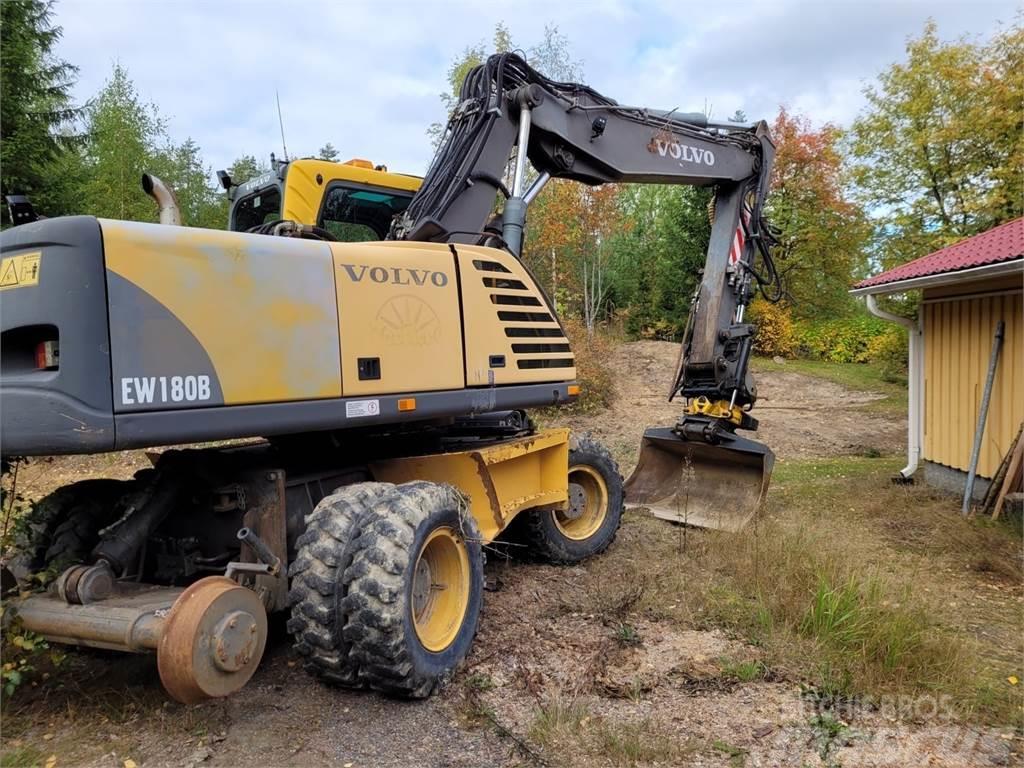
[141,173,182,226]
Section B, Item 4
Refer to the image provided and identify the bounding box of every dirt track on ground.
[557,341,905,470]
[4,342,1018,767]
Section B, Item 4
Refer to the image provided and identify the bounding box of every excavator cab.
[222,157,421,238]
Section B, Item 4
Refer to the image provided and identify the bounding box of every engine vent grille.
[474,257,574,374]
[497,310,554,322]
[511,343,572,354]
[504,327,564,338]
[517,358,575,369]
[490,294,542,306]
[483,277,527,289]
[472,259,511,273]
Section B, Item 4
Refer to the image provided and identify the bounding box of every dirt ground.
[555,341,906,468]
[3,342,1019,768]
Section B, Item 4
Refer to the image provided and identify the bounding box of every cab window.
[232,187,282,231]
[318,185,413,241]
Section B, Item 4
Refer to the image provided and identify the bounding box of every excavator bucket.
[624,427,775,532]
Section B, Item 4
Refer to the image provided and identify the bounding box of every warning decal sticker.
[345,399,380,418]
[0,252,42,291]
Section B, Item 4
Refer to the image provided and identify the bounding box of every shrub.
[621,306,682,341]
[748,298,796,357]
[1,612,51,698]
[792,314,893,363]
[562,316,616,413]
[637,318,680,341]
[866,327,909,383]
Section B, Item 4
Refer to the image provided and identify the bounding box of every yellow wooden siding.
[923,284,1023,477]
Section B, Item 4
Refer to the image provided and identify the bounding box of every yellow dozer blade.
[623,426,775,532]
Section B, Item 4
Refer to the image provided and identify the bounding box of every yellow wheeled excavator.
[0,53,779,703]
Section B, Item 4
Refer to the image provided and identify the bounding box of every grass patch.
[529,695,590,747]
[0,650,233,767]
[699,523,972,708]
[0,747,46,768]
[772,455,902,487]
[719,658,769,682]
[463,672,495,692]
[612,622,642,647]
[594,719,695,766]
[589,457,1023,727]
[711,739,748,767]
[529,694,697,767]
[809,713,852,767]
[751,356,907,414]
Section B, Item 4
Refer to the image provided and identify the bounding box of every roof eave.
[849,258,1024,297]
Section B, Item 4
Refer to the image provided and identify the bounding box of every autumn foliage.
[748,298,795,358]
[768,109,869,318]
[850,20,1023,266]
[523,180,623,333]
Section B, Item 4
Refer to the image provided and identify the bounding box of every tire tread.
[286,481,393,686]
[341,482,483,698]
[523,434,624,564]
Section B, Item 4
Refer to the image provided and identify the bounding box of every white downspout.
[866,294,922,479]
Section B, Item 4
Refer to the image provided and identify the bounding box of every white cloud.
[51,0,1016,181]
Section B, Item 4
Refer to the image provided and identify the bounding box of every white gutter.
[850,258,1022,296]
[866,294,922,480]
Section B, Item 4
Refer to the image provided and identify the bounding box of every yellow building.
[851,217,1023,497]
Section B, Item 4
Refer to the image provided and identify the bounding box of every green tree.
[850,20,1023,268]
[78,64,169,222]
[523,180,622,332]
[226,154,270,186]
[605,185,713,339]
[769,108,869,317]
[429,23,515,145]
[160,138,224,228]
[0,0,82,224]
[318,142,340,162]
[528,25,582,81]
[73,64,226,228]
[430,23,581,144]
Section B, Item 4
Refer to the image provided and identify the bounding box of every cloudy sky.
[52,0,1016,177]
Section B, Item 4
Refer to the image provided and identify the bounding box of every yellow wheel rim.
[554,465,609,541]
[411,526,471,652]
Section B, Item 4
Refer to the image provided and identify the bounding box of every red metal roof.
[854,217,1024,290]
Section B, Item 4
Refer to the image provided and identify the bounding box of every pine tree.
[0,0,82,223]
[318,142,340,162]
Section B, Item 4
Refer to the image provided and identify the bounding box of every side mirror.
[5,195,38,225]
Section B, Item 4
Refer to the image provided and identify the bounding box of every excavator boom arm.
[396,53,779,413]
[395,53,779,531]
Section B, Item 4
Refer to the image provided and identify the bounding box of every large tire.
[341,481,484,698]
[10,479,130,580]
[522,434,623,564]
[287,482,394,686]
